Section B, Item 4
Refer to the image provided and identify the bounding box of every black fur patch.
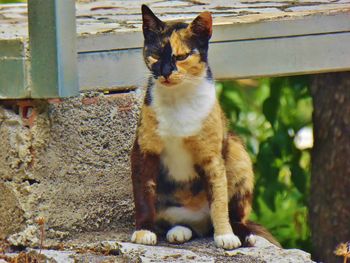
[157,164,177,195]
[154,219,172,234]
[206,67,213,81]
[159,42,176,79]
[190,177,205,196]
[156,164,206,211]
[229,192,252,222]
[194,165,212,202]
[144,77,153,105]
[155,164,182,211]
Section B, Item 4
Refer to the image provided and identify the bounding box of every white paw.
[214,233,241,249]
[245,234,256,246]
[166,226,192,244]
[131,230,157,245]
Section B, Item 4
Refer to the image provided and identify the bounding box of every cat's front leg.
[203,157,241,249]
[130,141,159,245]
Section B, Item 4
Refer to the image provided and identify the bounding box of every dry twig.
[335,242,350,263]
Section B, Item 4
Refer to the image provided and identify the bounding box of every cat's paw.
[245,234,256,247]
[166,226,192,244]
[131,230,157,245]
[214,233,241,249]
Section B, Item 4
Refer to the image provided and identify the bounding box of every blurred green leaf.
[291,163,307,194]
[263,97,278,127]
[218,76,312,251]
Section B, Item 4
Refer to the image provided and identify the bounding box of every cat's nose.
[162,73,171,80]
[161,64,173,79]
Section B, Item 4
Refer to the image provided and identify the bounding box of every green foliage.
[217,77,312,251]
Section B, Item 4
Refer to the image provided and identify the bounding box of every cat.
[130,5,280,249]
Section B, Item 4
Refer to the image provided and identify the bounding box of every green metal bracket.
[0,40,26,99]
[28,0,79,98]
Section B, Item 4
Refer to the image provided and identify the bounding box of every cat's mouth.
[157,74,184,87]
[159,78,178,86]
[161,79,172,85]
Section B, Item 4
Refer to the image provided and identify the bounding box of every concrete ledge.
[117,236,315,263]
[0,90,143,246]
[1,237,315,263]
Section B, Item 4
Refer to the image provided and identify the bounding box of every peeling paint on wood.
[0,0,350,95]
[0,1,350,40]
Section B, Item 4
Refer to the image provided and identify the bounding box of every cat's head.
[141,5,212,88]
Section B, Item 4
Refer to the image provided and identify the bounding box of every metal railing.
[0,0,79,99]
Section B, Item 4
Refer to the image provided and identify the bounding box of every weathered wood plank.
[2,1,349,43]
[78,31,350,90]
[78,49,147,90]
[77,12,350,52]
[0,0,350,95]
[211,32,350,79]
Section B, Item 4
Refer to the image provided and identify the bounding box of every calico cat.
[130,5,279,249]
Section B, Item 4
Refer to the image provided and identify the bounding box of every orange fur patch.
[138,105,164,154]
[169,29,206,78]
[177,54,206,77]
[182,103,232,236]
[183,102,254,236]
[169,30,191,56]
[174,190,208,211]
[184,102,224,164]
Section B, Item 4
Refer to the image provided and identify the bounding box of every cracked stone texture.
[0,90,143,246]
[124,236,315,262]
[2,237,315,263]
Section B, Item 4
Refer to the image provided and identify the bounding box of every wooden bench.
[0,0,349,97]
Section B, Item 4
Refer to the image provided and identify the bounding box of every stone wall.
[0,90,143,246]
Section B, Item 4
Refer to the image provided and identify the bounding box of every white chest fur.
[151,79,215,182]
[161,137,197,182]
[152,79,216,137]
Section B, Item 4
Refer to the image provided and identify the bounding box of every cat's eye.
[174,53,190,61]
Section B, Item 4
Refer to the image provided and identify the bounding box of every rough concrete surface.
[0,90,143,246]
[2,237,315,263]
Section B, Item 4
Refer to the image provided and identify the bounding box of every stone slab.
[117,236,316,263]
[2,237,316,263]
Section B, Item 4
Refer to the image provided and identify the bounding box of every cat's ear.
[141,5,164,36]
[190,12,212,40]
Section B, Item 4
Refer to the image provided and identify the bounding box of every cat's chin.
[157,80,182,88]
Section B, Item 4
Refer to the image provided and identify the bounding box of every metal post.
[28,0,79,98]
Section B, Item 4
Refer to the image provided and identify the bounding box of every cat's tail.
[231,221,282,248]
